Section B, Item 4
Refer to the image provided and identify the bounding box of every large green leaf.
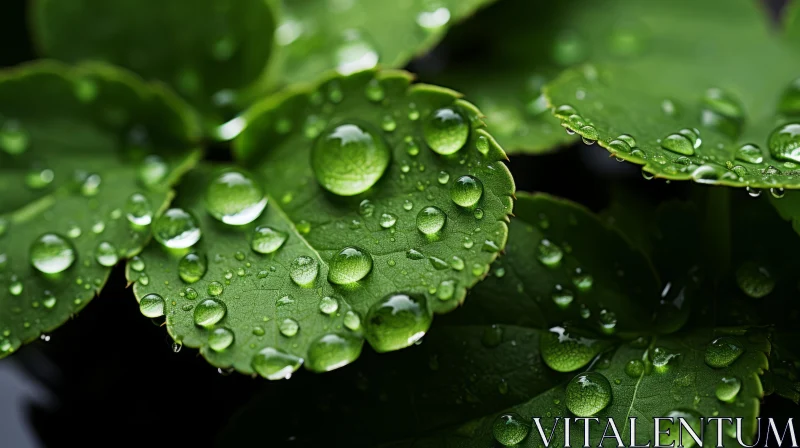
[0,61,201,357]
[128,69,514,377]
[454,193,662,335]
[544,0,800,188]
[390,327,770,447]
[32,0,276,123]
[268,0,495,86]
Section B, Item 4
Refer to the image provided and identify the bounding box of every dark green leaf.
[32,0,276,122]
[128,69,514,377]
[0,61,201,357]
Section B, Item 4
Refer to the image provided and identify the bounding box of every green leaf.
[268,0,495,86]
[544,0,800,188]
[128,69,514,377]
[390,327,770,447]
[0,61,201,358]
[32,0,277,122]
[455,193,662,335]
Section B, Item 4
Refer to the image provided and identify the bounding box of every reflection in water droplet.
[194,299,226,327]
[565,371,612,417]
[540,326,601,372]
[95,241,119,267]
[179,252,207,284]
[312,123,390,196]
[153,208,201,249]
[139,293,165,318]
[251,226,287,254]
[769,123,800,163]
[208,327,234,351]
[423,107,469,155]
[364,293,431,352]
[416,206,446,235]
[290,256,319,286]
[328,246,373,284]
[30,233,76,274]
[205,170,267,225]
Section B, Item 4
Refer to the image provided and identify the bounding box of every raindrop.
[540,326,601,372]
[153,208,201,249]
[379,213,397,229]
[705,336,744,368]
[208,327,234,352]
[334,29,379,75]
[660,133,695,156]
[252,347,302,380]
[207,281,224,296]
[138,155,168,187]
[139,293,165,318]
[537,239,563,267]
[715,377,741,402]
[279,318,299,337]
[205,169,267,225]
[423,107,469,155]
[290,256,318,286]
[30,233,75,274]
[492,413,530,447]
[312,123,390,196]
[416,206,446,235]
[194,299,226,327]
[328,246,373,284]
[125,193,153,226]
[625,359,645,378]
[306,333,363,372]
[565,372,612,417]
[364,293,431,352]
[251,226,287,254]
[735,144,763,164]
[778,77,800,115]
[179,252,207,284]
[0,120,29,154]
[319,296,339,314]
[768,123,800,163]
[94,241,119,267]
[450,175,483,208]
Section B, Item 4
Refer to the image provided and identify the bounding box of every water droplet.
[735,262,774,298]
[94,241,118,267]
[319,296,339,314]
[358,200,375,218]
[0,120,29,154]
[279,318,299,337]
[30,233,76,274]
[482,324,504,348]
[184,287,198,300]
[153,208,201,249]
[625,359,645,378]
[572,269,593,291]
[251,226,287,254]
[379,213,397,229]
[205,170,267,225]
[9,277,22,295]
[701,88,744,139]
[311,123,390,196]
[540,326,601,372]
[79,173,101,197]
[598,309,618,334]
[334,29,379,75]
[705,336,744,368]
[43,291,57,309]
[651,346,679,370]
[207,281,224,296]
[125,193,153,226]
[735,144,763,164]
[139,293,165,318]
[416,4,451,30]
[715,377,741,402]
[194,299,226,327]
[492,413,530,446]
[364,78,384,102]
[328,246,373,284]
[565,372,612,417]
[25,167,54,190]
[416,206,446,235]
[381,115,396,132]
[437,170,450,185]
[290,255,318,286]
[365,293,431,352]
[769,123,800,163]
[552,285,574,308]
[138,155,168,187]
[208,327,234,352]
[771,187,785,198]
[306,333,363,372]
[178,252,207,284]
[436,279,456,300]
[537,239,563,267]
[252,347,302,380]
[423,107,469,155]
[450,175,483,208]
[661,133,695,156]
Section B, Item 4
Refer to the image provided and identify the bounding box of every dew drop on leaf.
[289,255,318,286]
[423,107,469,155]
[194,299,226,327]
[311,123,390,196]
[125,193,153,226]
[364,293,431,352]
[715,376,741,402]
[537,239,563,267]
[208,327,235,352]
[0,119,29,155]
[660,133,695,156]
[279,318,299,337]
[565,371,612,417]
[251,347,302,380]
[625,359,645,378]
[492,413,530,447]
[251,226,287,254]
[328,246,373,285]
[769,123,800,163]
[318,296,339,315]
[306,333,362,372]
[94,241,119,267]
[139,293,165,318]
[735,261,774,298]
[450,175,483,208]
[207,281,224,296]
[540,326,600,372]
[735,144,763,164]
[778,77,800,115]
[704,336,744,368]
[153,208,201,249]
[416,206,446,235]
[178,252,207,284]
[205,169,267,225]
[30,233,76,274]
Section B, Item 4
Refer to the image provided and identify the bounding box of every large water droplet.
[139,293,165,318]
[319,296,339,314]
[95,241,119,267]
[252,347,302,380]
[279,318,299,337]
[705,336,744,368]
[311,123,390,196]
[179,252,207,284]
[125,193,153,226]
[328,246,372,284]
[735,262,774,298]
[537,239,563,267]
[208,327,235,352]
[450,175,483,208]
[540,326,601,372]
[290,255,318,286]
[661,133,695,156]
[713,376,742,403]
[30,233,76,274]
[138,155,168,187]
[735,144,763,164]
[306,333,363,372]
[768,123,800,163]
[416,206,446,235]
[194,299,226,327]
[205,170,267,225]
[423,107,469,155]
[364,293,431,352]
[565,371,612,417]
[379,213,397,229]
[153,208,201,249]
[492,413,530,447]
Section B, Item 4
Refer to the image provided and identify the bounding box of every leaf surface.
[544,0,800,188]
[33,0,276,122]
[129,69,514,377]
[0,61,201,357]
[269,0,495,85]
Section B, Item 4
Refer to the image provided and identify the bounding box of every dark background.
[0,0,796,446]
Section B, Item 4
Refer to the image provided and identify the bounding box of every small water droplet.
[625,359,645,378]
[537,239,563,267]
[768,123,800,163]
[290,255,318,286]
[306,333,363,372]
[735,143,763,164]
[279,318,299,337]
[138,155,168,187]
[450,175,483,208]
[251,226,287,254]
[319,296,339,314]
[334,29,379,75]
[661,133,695,156]
[252,347,302,380]
[379,213,397,229]
[0,120,29,154]
[540,326,601,372]
[715,377,741,402]
[735,262,774,298]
